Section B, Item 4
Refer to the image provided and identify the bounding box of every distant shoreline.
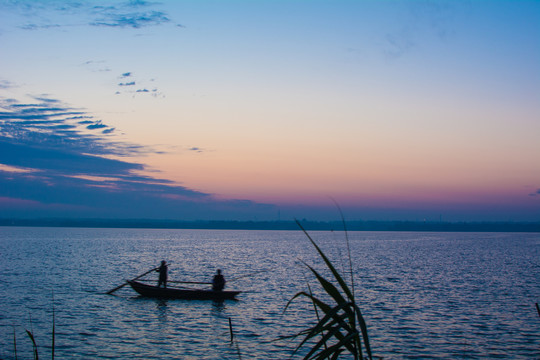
[1,218,539,232]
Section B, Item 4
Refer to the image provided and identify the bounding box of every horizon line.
[1,218,539,233]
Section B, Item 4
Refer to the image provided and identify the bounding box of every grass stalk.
[228,317,243,360]
[13,327,18,360]
[25,329,39,360]
[330,198,355,297]
[51,305,55,360]
[284,219,373,360]
[12,302,56,360]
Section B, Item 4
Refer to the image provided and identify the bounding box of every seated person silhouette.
[212,269,226,291]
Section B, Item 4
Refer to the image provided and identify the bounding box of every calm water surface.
[0,227,538,359]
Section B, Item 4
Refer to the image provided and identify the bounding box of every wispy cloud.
[529,189,540,197]
[383,32,415,59]
[19,23,63,31]
[81,60,111,73]
[2,0,176,31]
[381,1,457,59]
[90,9,170,29]
[115,72,164,98]
[0,96,145,167]
[0,80,14,89]
[0,95,274,219]
[188,147,205,153]
[86,121,108,130]
[79,65,165,98]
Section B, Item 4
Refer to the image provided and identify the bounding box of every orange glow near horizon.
[136,143,539,209]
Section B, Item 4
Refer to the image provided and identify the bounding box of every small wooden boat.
[127,280,240,300]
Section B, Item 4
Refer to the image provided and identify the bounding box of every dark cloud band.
[0,96,275,219]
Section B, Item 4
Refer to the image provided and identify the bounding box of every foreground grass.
[12,310,54,360]
[281,219,373,360]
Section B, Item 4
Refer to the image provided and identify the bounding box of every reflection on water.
[0,228,538,359]
[212,300,226,313]
[156,299,169,323]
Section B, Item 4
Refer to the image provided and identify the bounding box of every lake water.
[0,227,538,359]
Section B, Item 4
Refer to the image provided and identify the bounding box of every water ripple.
[0,228,538,359]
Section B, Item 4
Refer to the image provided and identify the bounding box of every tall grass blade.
[304,262,348,308]
[305,279,330,356]
[302,325,345,360]
[312,332,357,360]
[286,219,373,360]
[52,305,55,360]
[354,304,372,357]
[295,220,355,302]
[13,327,18,360]
[329,198,355,296]
[25,329,39,360]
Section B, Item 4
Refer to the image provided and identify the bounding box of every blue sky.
[1,0,539,221]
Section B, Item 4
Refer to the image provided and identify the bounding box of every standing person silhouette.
[212,269,226,291]
[157,260,168,288]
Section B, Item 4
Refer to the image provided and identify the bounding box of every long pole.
[228,269,270,282]
[106,267,158,294]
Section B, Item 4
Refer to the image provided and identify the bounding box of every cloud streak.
[90,9,170,29]
[3,0,175,32]
[529,189,540,197]
[115,72,164,98]
[0,80,14,89]
[0,95,275,219]
[381,1,458,59]
[0,97,133,157]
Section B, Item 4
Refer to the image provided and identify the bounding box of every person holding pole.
[157,260,168,288]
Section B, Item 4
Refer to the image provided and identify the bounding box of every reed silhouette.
[281,219,373,360]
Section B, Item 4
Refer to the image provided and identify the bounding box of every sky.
[0,0,539,222]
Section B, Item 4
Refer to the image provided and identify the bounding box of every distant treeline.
[1,218,539,232]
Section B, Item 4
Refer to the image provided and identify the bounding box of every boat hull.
[127,280,240,300]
